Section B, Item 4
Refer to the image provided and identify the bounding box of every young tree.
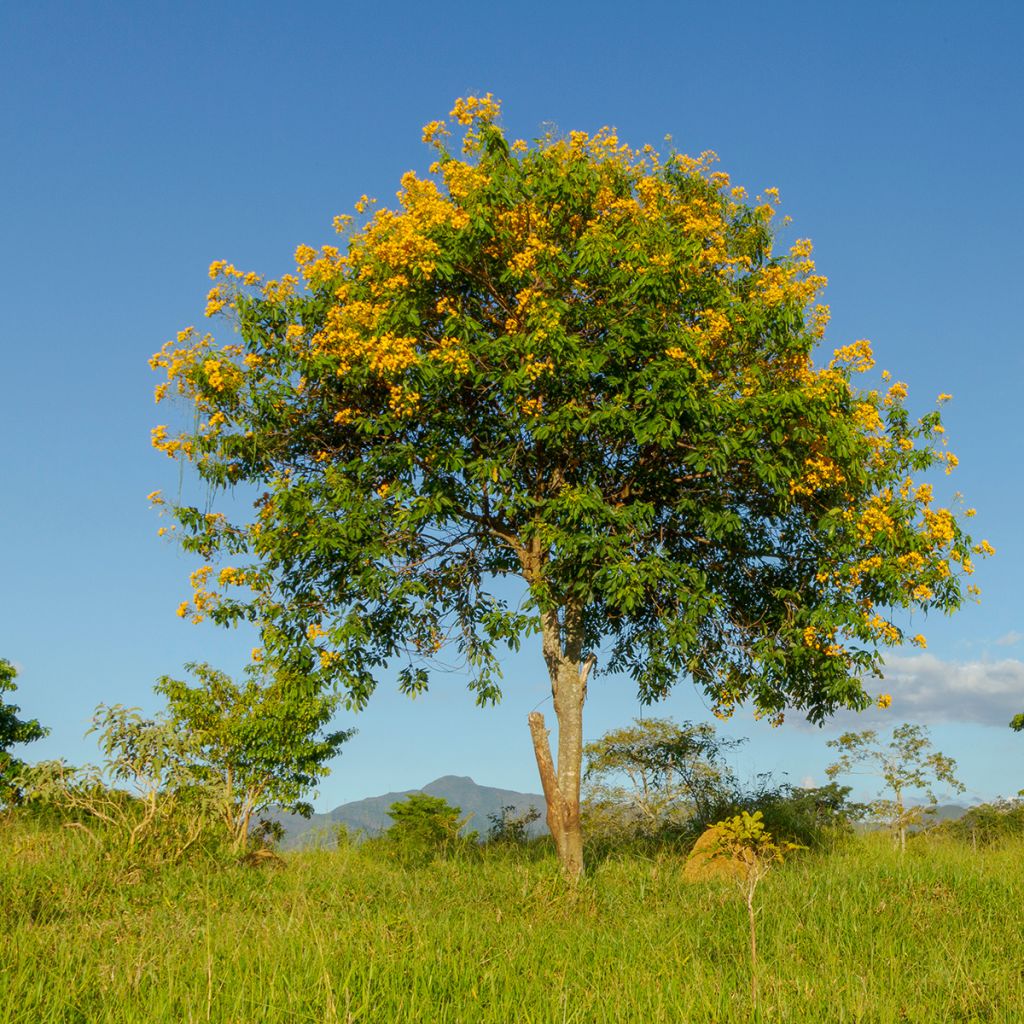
[582,717,740,833]
[825,723,964,852]
[712,810,801,1011]
[155,663,353,851]
[0,658,48,807]
[383,792,475,860]
[151,95,987,877]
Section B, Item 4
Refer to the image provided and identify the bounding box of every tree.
[383,792,475,860]
[151,94,987,878]
[0,658,48,807]
[582,717,740,834]
[711,810,801,1011]
[1010,714,1024,732]
[825,723,964,852]
[155,662,353,851]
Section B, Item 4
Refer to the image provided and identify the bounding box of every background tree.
[825,723,964,852]
[582,717,740,834]
[1010,714,1024,732]
[151,94,987,877]
[0,658,48,807]
[382,793,475,862]
[155,662,353,851]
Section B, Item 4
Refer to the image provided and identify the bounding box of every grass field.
[2,817,1021,1023]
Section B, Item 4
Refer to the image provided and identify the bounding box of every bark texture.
[527,607,596,879]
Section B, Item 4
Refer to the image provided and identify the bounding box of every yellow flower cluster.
[830,339,875,373]
[387,384,419,417]
[852,401,883,435]
[884,381,908,406]
[421,119,449,144]
[207,260,259,286]
[802,625,843,657]
[151,424,195,459]
[790,453,845,497]
[262,276,298,302]
[431,336,471,376]
[922,507,956,547]
[856,495,895,540]
[295,243,343,287]
[523,354,554,381]
[441,161,489,200]
[450,94,501,125]
[509,233,559,274]
[867,615,901,645]
[203,358,240,392]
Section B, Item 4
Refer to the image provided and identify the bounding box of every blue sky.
[2,0,1022,810]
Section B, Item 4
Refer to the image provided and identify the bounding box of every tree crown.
[151,95,988,722]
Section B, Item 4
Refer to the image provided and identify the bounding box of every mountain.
[273,775,547,849]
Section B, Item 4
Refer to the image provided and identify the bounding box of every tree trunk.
[527,605,594,881]
[895,789,906,854]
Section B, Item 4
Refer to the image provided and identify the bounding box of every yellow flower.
[421,120,448,144]
[251,648,263,663]
[204,286,226,317]
[176,601,190,618]
[449,93,501,125]
[884,381,908,406]
[877,694,892,710]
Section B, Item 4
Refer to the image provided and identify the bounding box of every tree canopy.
[582,717,741,831]
[155,662,353,849]
[826,723,964,851]
[0,658,48,806]
[151,95,988,875]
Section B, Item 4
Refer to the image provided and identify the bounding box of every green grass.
[2,816,1020,1023]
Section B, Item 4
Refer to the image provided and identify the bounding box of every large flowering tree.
[151,96,988,877]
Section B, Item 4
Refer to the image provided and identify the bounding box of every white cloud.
[800,654,1024,731]
[996,631,1022,648]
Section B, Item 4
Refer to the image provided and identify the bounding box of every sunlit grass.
[1,816,1019,1022]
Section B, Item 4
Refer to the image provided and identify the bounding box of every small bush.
[371,794,479,865]
[485,804,541,845]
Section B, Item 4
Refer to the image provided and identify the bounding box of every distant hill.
[853,803,971,834]
[273,775,547,849]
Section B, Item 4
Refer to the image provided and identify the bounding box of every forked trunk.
[527,607,595,880]
[529,708,585,878]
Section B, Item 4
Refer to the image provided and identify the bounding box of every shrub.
[929,798,1024,848]
[373,794,478,865]
[485,804,541,845]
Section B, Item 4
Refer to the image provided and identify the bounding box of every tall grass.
[1,815,1019,1022]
